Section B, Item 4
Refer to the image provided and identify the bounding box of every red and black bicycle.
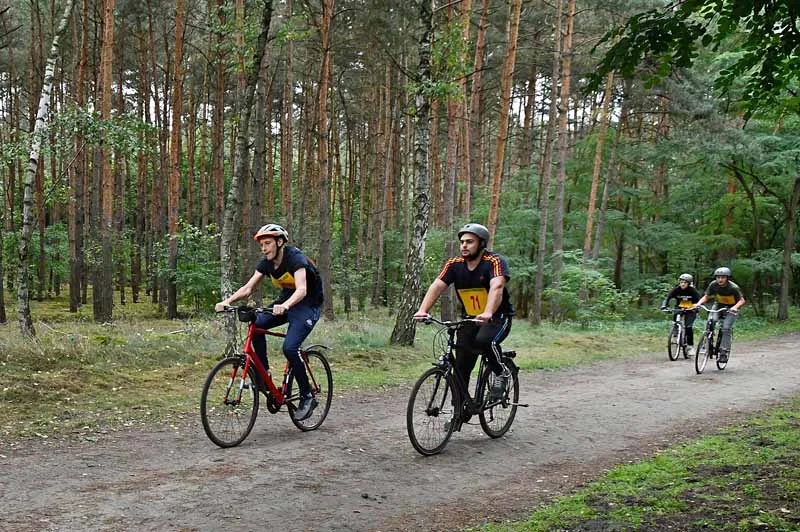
[200,305,333,448]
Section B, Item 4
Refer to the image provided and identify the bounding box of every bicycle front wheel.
[694,333,710,374]
[667,325,680,361]
[200,356,260,448]
[406,367,458,456]
[479,363,519,438]
[715,333,728,370]
[290,350,333,431]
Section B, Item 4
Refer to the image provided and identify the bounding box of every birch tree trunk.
[486,0,522,242]
[17,0,74,335]
[220,0,273,350]
[390,0,433,346]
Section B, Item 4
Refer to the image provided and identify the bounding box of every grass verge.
[1,297,798,442]
[481,398,800,531]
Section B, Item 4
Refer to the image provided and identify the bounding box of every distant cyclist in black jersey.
[691,266,745,364]
[660,273,701,352]
[413,223,514,400]
[215,223,324,421]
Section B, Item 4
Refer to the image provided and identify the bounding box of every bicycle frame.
[672,311,685,345]
[231,311,324,407]
[240,324,291,405]
[699,305,729,358]
[702,307,728,342]
[433,339,487,420]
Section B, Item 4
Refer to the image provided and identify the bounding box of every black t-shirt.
[256,246,324,307]
[437,250,514,318]
[663,285,701,309]
[704,280,743,308]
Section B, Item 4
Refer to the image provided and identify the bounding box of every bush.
[543,252,634,326]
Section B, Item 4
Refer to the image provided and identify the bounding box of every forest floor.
[2,332,799,531]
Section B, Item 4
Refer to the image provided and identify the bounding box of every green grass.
[481,399,800,531]
[1,295,799,442]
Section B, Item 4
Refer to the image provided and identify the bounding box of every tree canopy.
[590,0,800,116]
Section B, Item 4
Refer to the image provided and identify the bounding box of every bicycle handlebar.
[696,305,735,315]
[660,307,691,314]
[414,314,480,327]
[216,304,274,314]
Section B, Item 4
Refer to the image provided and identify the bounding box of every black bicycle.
[694,305,731,374]
[406,316,527,456]
[662,307,692,361]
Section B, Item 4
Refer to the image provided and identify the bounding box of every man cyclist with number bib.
[215,223,324,421]
[660,273,701,353]
[413,223,514,400]
[691,267,745,364]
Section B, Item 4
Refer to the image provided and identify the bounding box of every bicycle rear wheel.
[290,350,333,431]
[479,362,519,438]
[201,356,260,448]
[407,367,458,456]
[667,325,680,361]
[694,333,711,374]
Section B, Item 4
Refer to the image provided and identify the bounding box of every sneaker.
[718,350,729,363]
[489,372,508,401]
[294,395,318,421]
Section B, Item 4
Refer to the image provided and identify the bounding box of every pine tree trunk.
[93,0,115,323]
[532,0,563,325]
[167,0,185,319]
[317,0,335,320]
[18,0,75,335]
[280,0,294,228]
[778,177,800,320]
[469,0,489,190]
[213,0,226,229]
[486,0,522,242]
[390,0,433,346]
[583,71,614,261]
[550,0,576,293]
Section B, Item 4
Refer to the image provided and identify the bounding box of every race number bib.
[457,288,488,315]
[678,300,694,309]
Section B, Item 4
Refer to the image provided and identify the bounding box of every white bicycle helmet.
[679,273,693,283]
[253,223,289,242]
[713,267,731,278]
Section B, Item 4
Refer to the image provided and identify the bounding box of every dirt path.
[2,333,799,531]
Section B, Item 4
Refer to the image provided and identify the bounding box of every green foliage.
[543,251,634,326]
[152,222,221,312]
[491,400,800,531]
[590,0,800,116]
